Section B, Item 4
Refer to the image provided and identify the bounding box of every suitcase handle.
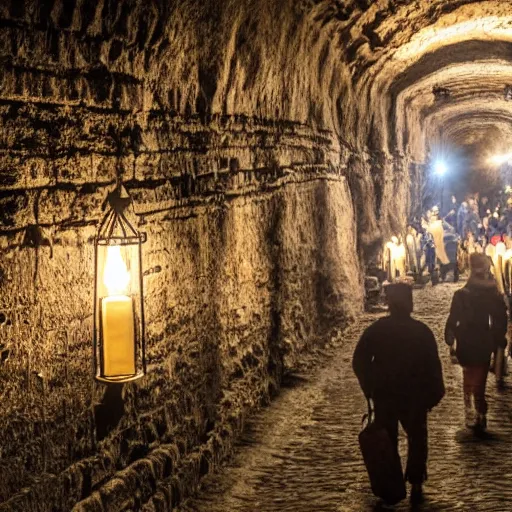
[362,397,374,426]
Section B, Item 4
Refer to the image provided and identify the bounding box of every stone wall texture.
[0,0,427,510]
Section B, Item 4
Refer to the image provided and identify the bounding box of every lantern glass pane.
[94,239,144,382]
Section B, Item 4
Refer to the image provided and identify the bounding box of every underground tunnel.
[2,0,512,510]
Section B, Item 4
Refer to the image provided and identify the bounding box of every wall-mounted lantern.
[93,186,146,383]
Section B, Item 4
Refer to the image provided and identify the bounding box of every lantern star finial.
[107,185,132,214]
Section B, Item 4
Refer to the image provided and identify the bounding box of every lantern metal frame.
[93,187,147,383]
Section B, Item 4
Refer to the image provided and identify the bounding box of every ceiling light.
[435,161,447,175]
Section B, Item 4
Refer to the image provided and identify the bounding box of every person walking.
[353,283,445,504]
[457,201,469,236]
[445,253,508,432]
[445,195,459,228]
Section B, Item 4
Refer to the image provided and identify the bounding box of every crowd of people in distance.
[380,190,512,289]
[435,191,512,253]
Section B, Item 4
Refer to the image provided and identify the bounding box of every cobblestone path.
[178,282,512,511]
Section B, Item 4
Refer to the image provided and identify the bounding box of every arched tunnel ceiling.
[396,60,512,154]
[339,0,512,162]
[425,105,512,159]
[79,0,512,160]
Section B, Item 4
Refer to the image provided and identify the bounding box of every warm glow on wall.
[489,152,512,166]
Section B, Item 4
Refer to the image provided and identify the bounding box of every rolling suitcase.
[358,400,406,505]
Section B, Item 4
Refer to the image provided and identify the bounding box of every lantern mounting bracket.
[107,185,132,215]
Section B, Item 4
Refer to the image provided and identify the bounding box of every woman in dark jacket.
[445,253,508,431]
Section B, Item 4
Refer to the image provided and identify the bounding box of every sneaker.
[410,483,424,504]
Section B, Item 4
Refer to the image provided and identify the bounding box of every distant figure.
[441,229,460,282]
[445,253,507,432]
[503,198,512,238]
[444,195,458,227]
[466,199,481,239]
[420,226,436,280]
[428,206,450,266]
[406,224,425,276]
[353,283,445,503]
[488,213,500,239]
[457,201,469,236]
[479,196,489,220]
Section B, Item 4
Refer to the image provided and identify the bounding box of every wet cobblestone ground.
[178,282,512,511]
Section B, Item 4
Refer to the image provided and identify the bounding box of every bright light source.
[435,161,447,176]
[490,153,512,166]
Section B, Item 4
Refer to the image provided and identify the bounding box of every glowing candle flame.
[103,245,130,296]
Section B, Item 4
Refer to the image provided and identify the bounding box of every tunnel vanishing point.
[0,1,511,510]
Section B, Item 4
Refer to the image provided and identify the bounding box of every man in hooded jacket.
[445,253,507,431]
[353,283,445,503]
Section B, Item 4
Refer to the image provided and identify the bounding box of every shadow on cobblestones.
[178,281,512,512]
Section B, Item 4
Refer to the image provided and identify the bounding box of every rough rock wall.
[0,1,369,510]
